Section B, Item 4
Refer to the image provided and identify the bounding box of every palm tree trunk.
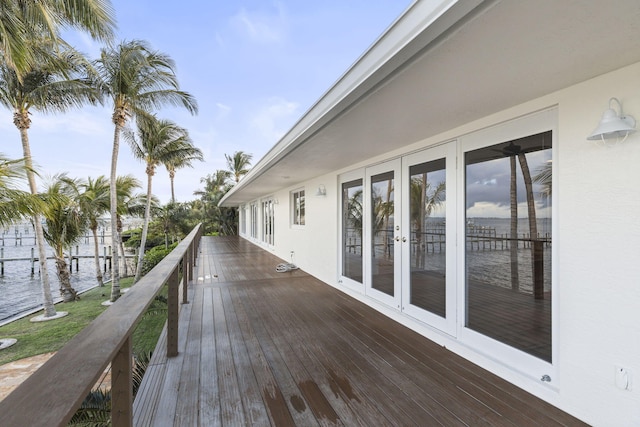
[109,123,122,302]
[510,155,519,291]
[134,169,154,282]
[169,170,175,203]
[91,225,104,286]
[383,178,393,259]
[417,175,427,269]
[18,124,57,317]
[55,253,78,302]
[518,152,542,299]
[116,215,128,277]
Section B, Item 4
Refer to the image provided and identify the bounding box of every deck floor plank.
[133,236,588,427]
[241,281,433,427]
[231,285,299,427]
[219,286,272,426]
[211,286,246,425]
[235,284,364,427]
[199,288,221,426]
[231,285,321,426]
[174,286,204,426]
[151,286,193,425]
[262,279,468,427]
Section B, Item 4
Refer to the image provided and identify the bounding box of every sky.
[0,1,412,204]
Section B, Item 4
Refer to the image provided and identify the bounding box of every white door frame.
[364,158,402,310]
[401,141,457,336]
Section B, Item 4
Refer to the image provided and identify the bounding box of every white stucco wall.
[239,61,640,426]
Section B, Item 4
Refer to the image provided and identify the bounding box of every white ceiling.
[221,0,640,206]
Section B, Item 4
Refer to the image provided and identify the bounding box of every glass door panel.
[464,131,552,362]
[371,170,395,296]
[401,141,456,335]
[408,158,447,317]
[365,159,401,308]
[341,179,363,284]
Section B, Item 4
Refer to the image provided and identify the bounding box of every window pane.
[465,131,552,362]
[342,179,363,283]
[292,190,305,226]
[409,159,446,317]
[371,171,394,296]
[299,190,305,225]
[262,199,274,245]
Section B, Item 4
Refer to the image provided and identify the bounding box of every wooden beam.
[111,336,133,427]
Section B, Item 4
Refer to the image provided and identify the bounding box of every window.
[291,189,305,226]
[465,131,552,362]
[262,198,275,246]
[342,179,363,283]
[240,205,246,235]
[250,203,258,239]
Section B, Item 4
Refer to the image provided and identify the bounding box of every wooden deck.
[133,236,585,426]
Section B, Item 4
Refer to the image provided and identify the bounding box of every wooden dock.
[133,236,585,426]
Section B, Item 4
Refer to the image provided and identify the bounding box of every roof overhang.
[220,0,640,206]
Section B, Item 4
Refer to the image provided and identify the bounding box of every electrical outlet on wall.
[615,365,632,391]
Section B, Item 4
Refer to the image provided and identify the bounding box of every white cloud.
[31,108,111,136]
[466,201,551,219]
[250,97,299,145]
[231,2,288,44]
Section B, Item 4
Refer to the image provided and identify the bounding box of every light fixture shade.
[587,98,636,140]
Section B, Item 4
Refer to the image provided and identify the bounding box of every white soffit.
[221,0,640,206]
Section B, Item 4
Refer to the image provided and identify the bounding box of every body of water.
[0,235,135,325]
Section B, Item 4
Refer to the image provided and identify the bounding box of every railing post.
[190,239,196,281]
[167,266,180,357]
[182,257,189,305]
[111,335,133,427]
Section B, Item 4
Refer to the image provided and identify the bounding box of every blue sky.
[0,1,412,203]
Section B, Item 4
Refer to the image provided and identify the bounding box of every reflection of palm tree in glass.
[346,189,363,240]
[371,190,393,259]
[410,176,445,269]
[504,141,542,297]
[509,155,519,290]
[533,162,552,197]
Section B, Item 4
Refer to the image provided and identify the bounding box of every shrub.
[140,242,178,276]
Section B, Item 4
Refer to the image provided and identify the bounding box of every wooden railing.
[0,223,203,427]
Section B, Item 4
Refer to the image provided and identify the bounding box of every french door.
[365,159,402,309]
[363,142,456,334]
[401,143,456,334]
[342,110,556,379]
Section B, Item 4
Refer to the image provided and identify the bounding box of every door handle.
[402,237,407,242]
[395,236,400,242]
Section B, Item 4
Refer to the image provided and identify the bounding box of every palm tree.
[165,148,204,203]
[0,0,115,76]
[0,42,100,317]
[410,177,445,269]
[194,170,232,234]
[533,161,552,197]
[77,175,110,287]
[41,175,87,302]
[124,115,200,281]
[0,154,44,226]
[225,151,253,183]
[114,175,145,278]
[509,155,519,290]
[94,40,198,301]
[154,202,189,248]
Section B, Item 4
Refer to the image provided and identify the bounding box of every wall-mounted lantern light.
[587,97,636,143]
[315,184,327,197]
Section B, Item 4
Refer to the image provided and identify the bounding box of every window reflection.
[342,179,363,283]
[371,171,394,296]
[465,131,552,362]
[409,159,446,317]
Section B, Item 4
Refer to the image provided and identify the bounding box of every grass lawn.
[0,278,168,366]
